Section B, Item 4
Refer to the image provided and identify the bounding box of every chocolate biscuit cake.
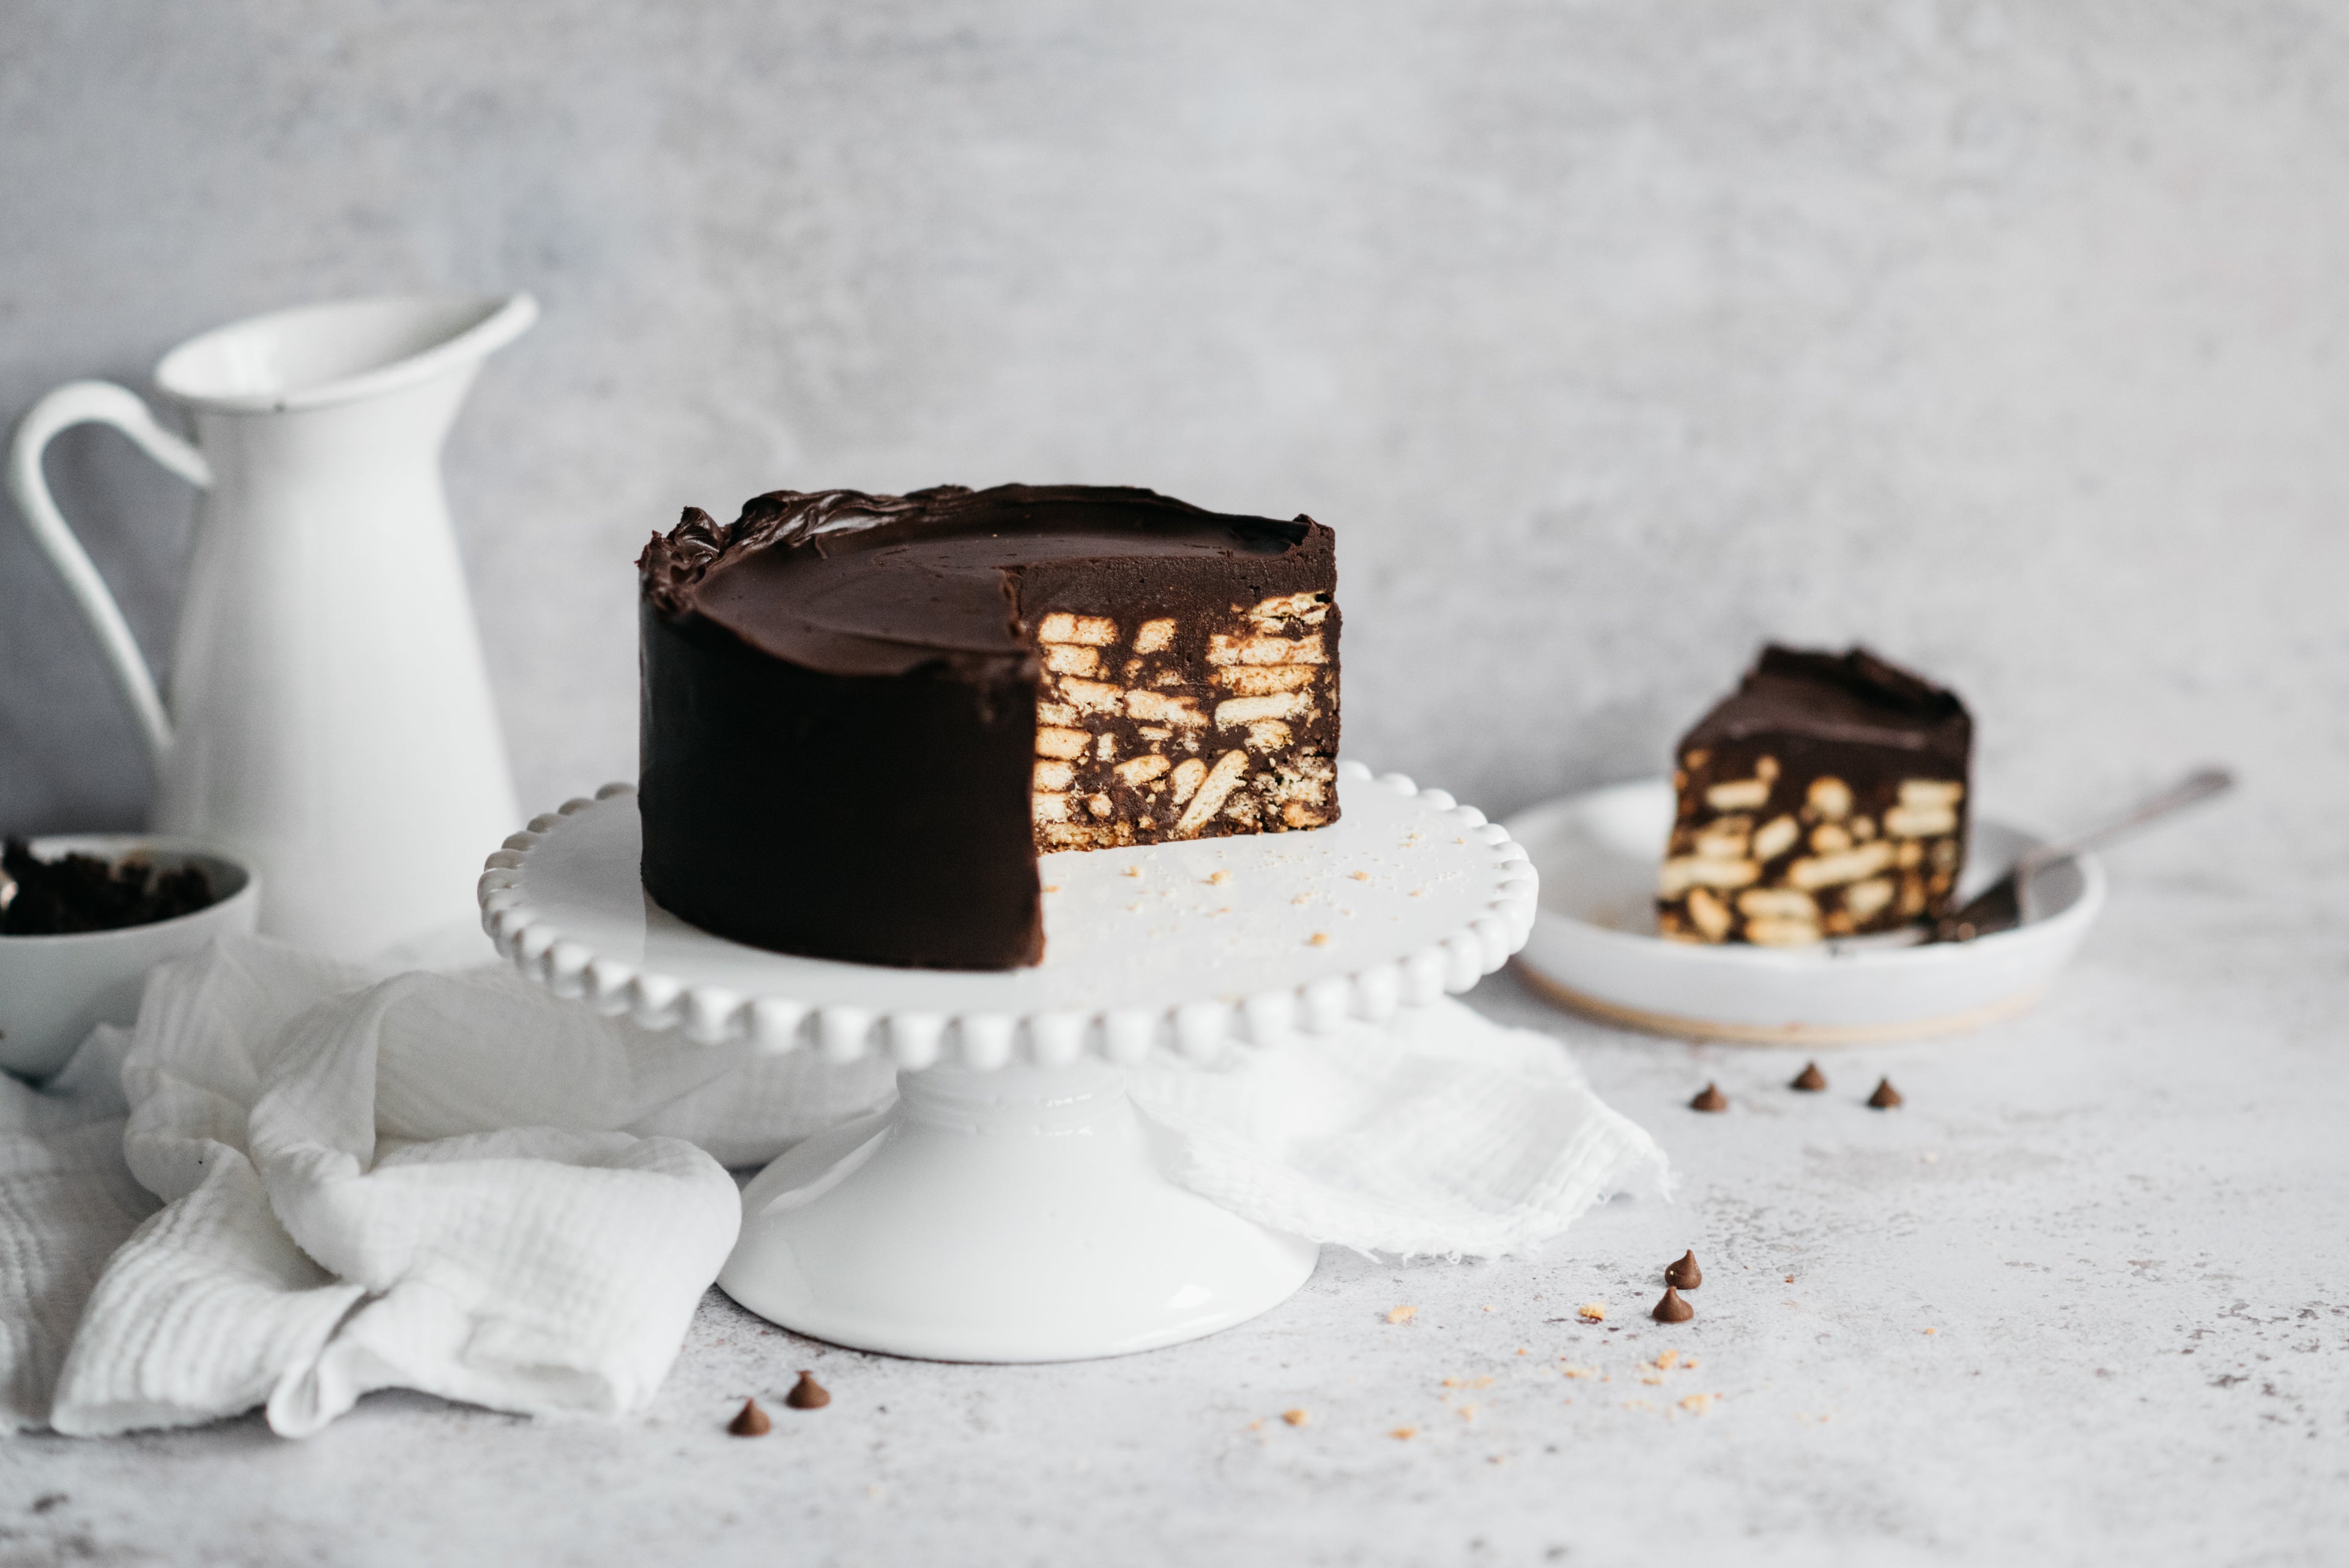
[1658,646,1970,946]
[637,485,1340,970]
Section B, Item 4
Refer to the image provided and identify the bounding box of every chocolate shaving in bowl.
[1867,1077,1904,1110]
[1689,1083,1728,1113]
[1790,1061,1828,1092]
[785,1370,831,1409]
[1,839,216,936]
[1664,1250,1702,1290]
[1652,1286,1694,1324]
[727,1398,771,1436]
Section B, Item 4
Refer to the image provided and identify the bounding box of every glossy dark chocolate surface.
[644,485,1312,676]
[1685,645,1970,757]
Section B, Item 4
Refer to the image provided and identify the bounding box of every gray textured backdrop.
[5,1,2343,888]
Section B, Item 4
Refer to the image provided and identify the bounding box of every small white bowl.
[0,834,261,1080]
[1505,779,2104,1045]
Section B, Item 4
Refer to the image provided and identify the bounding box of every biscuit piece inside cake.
[1657,646,1972,946]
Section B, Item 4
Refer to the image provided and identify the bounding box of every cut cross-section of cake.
[1658,646,1972,946]
[637,484,1340,970]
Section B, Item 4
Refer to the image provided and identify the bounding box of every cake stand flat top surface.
[480,762,1535,1058]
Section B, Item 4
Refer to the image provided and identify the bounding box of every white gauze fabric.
[37,937,890,1438]
[1130,998,1665,1257]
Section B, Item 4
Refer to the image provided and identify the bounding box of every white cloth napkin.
[1130,1001,1667,1257]
[1,934,1661,1438]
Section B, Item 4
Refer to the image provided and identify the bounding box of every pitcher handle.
[7,381,212,770]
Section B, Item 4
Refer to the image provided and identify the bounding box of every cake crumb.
[1680,1393,1718,1414]
[1578,1302,1607,1322]
[1122,865,1141,879]
[1924,1327,1937,1335]
[1515,1347,1528,1356]
[1292,893,1313,905]
[1351,870,1371,881]
[1207,869,1231,885]
[1390,1427,1417,1440]
[1282,1408,1308,1427]
[1655,1350,1681,1370]
[1386,1305,1417,1325]
[1309,932,1332,946]
[1043,885,1061,893]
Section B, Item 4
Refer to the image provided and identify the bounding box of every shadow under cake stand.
[480,760,1538,1362]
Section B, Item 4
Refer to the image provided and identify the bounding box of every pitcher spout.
[155,293,537,416]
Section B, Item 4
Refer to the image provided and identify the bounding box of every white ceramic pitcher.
[7,294,535,960]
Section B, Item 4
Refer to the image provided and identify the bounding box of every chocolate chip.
[1867,1077,1904,1109]
[1689,1082,1728,1113]
[1651,1286,1693,1324]
[1790,1061,1827,1092]
[727,1398,771,1436]
[785,1370,831,1409]
[1664,1250,1702,1290]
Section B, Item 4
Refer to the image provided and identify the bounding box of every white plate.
[1504,779,2104,1045]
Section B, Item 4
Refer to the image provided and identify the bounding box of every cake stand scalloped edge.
[477,760,1537,1069]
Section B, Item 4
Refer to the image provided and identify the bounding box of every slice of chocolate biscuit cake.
[1658,646,1972,946]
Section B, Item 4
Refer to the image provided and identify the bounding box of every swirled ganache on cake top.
[637,484,1341,970]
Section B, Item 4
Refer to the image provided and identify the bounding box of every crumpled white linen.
[2,933,1660,1439]
[1129,1000,1666,1258]
[0,1025,154,1433]
[14,936,890,1439]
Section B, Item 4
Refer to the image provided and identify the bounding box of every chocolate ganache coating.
[1682,646,1969,759]
[638,484,1340,970]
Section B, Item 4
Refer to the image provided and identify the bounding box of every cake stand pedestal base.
[717,1062,1318,1362]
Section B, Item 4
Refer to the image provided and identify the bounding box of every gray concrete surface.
[4,872,2345,1566]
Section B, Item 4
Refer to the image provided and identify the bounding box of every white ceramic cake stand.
[479,760,1537,1362]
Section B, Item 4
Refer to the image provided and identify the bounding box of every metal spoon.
[1930,765,2235,943]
